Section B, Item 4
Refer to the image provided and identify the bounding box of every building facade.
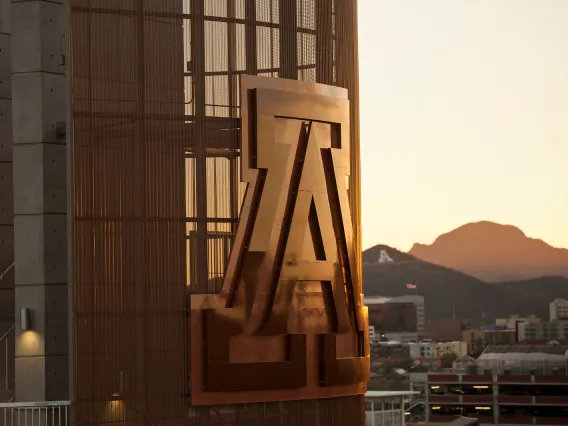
[1,0,369,425]
[518,320,568,342]
[462,329,486,355]
[427,369,568,425]
[495,314,541,330]
[409,342,437,360]
[426,344,568,424]
[425,320,468,342]
[368,301,418,338]
[483,328,517,346]
[550,299,568,321]
[436,341,468,359]
[366,295,425,338]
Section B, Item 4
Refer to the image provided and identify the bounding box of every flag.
[406,282,417,289]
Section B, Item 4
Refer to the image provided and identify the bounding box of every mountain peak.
[408,221,568,282]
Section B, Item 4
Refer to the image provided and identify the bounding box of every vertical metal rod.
[5,339,7,389]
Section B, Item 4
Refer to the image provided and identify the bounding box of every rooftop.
[365,390,420,399]
[483,344,568,355]
[365,295,425,305]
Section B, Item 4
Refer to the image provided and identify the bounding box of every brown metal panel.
[70,0,363,424]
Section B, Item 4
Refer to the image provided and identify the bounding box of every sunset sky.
[358,0,568,251]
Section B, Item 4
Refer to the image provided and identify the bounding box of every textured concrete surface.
[11,0,68,402]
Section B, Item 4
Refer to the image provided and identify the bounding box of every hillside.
[362,245,568,324]
[408,221,568,282]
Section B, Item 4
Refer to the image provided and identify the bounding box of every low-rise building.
[550,298,568,321]
[521,319,568,341]
[409,342,437,360]
[366,295,425,337]
[371,341,410,362]
[426,320,468,342]
[483,327,516,346]
[436,341,468,358]
[426,343,568,424]
[365,390,420,426]
[369,325,376,342]
[384,331,420,343]
[452,354,476,370]
[462,329,486,355]
[495,314,540,330]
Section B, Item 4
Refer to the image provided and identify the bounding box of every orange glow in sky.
[358,0,568,251]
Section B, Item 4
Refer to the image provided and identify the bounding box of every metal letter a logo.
[190,76,369,406]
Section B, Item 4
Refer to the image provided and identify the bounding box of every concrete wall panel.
[14,214,66,285]
[14,215,44,285]
[12,72,66,145]
[43,214,66,284]
[14,356,45,401]
[10,1,65,75]
[0,161,12,224]
[45,284,68,356]
[0,0,10,35]
[13,144,66,215]
[0,34,10,99]
[45,355,68,401]
[0,98,12,162]
[0,225,13,262]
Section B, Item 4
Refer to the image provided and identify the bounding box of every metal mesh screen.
[70,0,361,425]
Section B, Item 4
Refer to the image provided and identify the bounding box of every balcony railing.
[0,401,71,426]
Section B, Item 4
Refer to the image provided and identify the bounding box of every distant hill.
[408,221,568,282]
[362,244,568,325]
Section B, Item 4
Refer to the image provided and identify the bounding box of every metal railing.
[0,326,14,392]
[0,263,14,282]
[0,401,70,426]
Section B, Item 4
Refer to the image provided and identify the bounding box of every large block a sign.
[190,76,370,405]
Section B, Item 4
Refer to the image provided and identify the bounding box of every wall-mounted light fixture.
[20,307,32,331]
[110,371,125,401]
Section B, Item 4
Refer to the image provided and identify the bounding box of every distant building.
[495,314,540,329]
[436,341,468,358]
[370,341,410,361]
[452,354,476,370]
[483,328,517,346]
[476,343,568,374]
[462,329,486,355]
[426,320,468,342]
[367,299,417,338]
[495,315,540,342]
[521,320,568,341]
[369,325,376,342]
[382,332,421,343]
[427,343,568,424]
[409,342,437,360]
[366,295,425,337]
[550,298,568,321]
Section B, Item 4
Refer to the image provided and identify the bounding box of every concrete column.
[11,0,67,402]
[0,0,15,401]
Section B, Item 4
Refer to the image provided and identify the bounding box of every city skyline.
[358,0,568,251]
